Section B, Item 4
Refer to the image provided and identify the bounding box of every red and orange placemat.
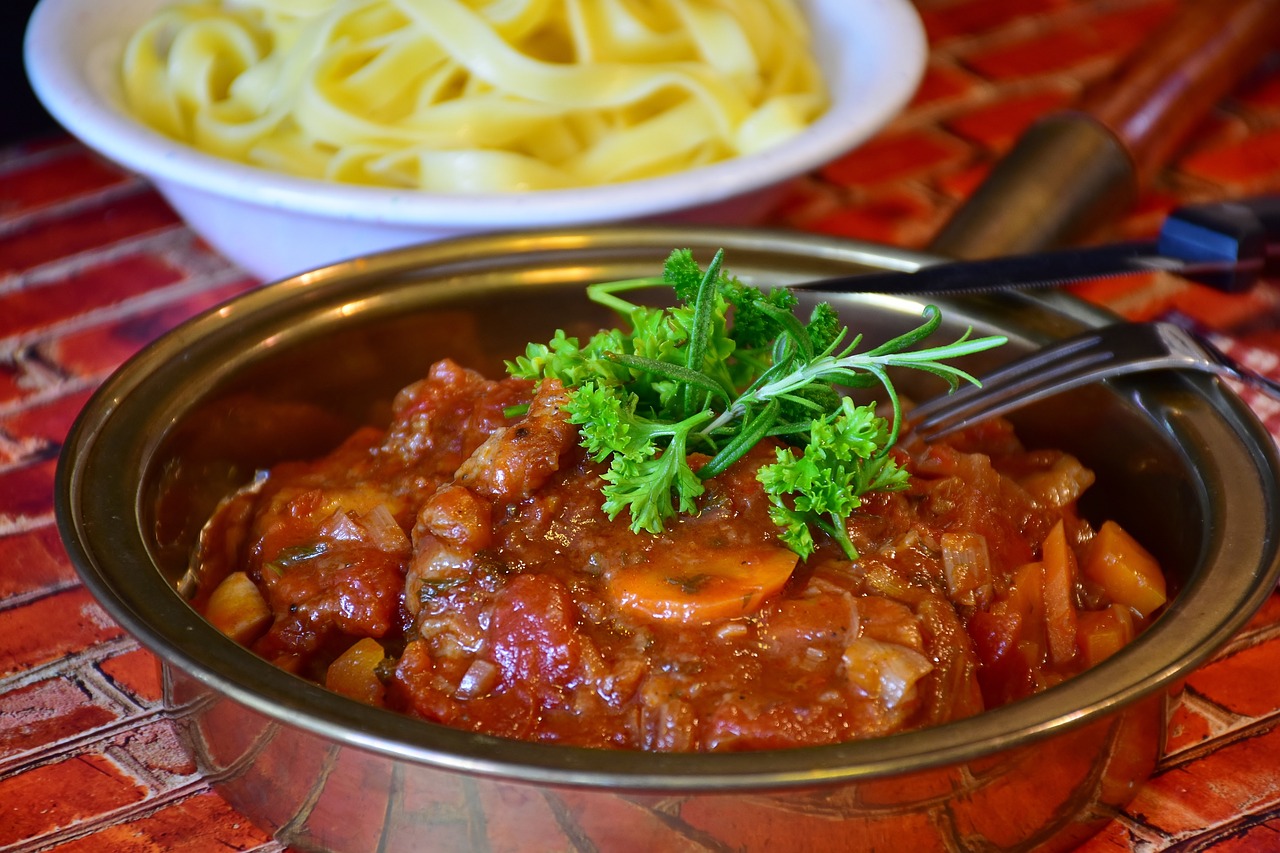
[4,1,1280,849]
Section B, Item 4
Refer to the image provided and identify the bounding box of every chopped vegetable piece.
[1017,454,1096,508]
[1041,520,1080,666]
[968,559,1046,705]
[1082,520,1167,617]
[456,659,499,698]
[1077,604,1136,667]
[940,530,993,606]
[204,571,271,644]
[325,637,388,707]
[843,636,934,708]
[605,543,799,622]
[1010,560,1045,626]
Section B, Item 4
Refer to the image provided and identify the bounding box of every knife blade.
[791,196,1280,297]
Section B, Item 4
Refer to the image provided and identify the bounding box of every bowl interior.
[57,226,1280,787]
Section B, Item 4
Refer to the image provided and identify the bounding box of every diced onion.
[1020,455,1096,508]
[362,504,411,552]
[319,509,364,542]
[456,659,499,698]
[941,531,993,607]
[317,505,410,551]
[843,637,934,709]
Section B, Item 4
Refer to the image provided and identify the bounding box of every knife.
[792,197,1280,297]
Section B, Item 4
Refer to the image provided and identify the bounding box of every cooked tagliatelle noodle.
[119,0,829,191]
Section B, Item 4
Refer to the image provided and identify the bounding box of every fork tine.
[909,327,1118,441]
[910,320,1280,443]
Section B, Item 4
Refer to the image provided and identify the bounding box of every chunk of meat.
[488,573,600,691]
[456,379,580,501]
[384,359,533,476]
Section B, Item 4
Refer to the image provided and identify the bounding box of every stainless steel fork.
[909,321,1280,442]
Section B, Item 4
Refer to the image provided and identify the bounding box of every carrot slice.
[606,543,799,623]
[1008,561,1044,628]
[1077,604,1135,667]
[205,571,271,644]
[1041,519,1080,666]
[325,637,387,707]
[1082,520,1167,617]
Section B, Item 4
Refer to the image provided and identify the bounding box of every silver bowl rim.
[55,225,1280,791]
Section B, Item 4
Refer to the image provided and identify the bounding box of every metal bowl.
[56,228,1280,852]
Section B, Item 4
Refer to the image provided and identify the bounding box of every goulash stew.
[194,251,1166,751]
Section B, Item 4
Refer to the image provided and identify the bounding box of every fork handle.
[1158,196,1280,292]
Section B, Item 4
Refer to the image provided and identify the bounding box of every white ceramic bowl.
[24,0,926,282]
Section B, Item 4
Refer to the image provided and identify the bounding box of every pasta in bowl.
[122,0,828,191]
[25,0,925,280]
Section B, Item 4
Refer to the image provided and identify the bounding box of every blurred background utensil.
[927,0,1280,260]
[793,196,1280,297]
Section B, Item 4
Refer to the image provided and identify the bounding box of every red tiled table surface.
[6,1,1280,850]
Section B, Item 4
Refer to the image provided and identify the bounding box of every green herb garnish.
[507,249,1006,559]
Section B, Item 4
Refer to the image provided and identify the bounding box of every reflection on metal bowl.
[172,675,1160,851]
[57,227,1280,852]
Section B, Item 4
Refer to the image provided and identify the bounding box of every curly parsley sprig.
[506,249,1007,558]
[757,398,911,560]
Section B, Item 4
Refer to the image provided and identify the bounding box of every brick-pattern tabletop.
[6,1,1280,850]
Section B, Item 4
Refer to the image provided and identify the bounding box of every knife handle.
[1159,197,1280,292]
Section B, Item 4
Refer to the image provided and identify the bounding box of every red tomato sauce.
[196,358,1165,751]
